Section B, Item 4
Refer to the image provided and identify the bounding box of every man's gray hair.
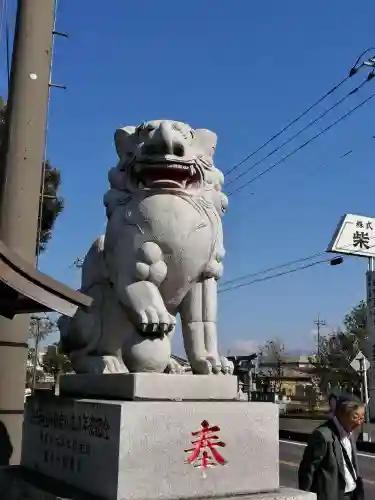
[335,395,365,416]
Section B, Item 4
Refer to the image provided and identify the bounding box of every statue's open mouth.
[132,156,201,190]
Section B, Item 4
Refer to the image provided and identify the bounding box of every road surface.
[280,418,375,441]
[280,440,375,497]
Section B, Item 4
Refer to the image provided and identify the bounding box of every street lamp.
[330,257,344,266]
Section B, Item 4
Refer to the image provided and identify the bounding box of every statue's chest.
[127,194,216,249]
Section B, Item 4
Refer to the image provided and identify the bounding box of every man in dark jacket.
[298,395,365,500]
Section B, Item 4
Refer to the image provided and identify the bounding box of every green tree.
[0,99,64,254]
[308,330,360,395]
[258,338,285,392]
[343,300,368,354]
[306,300,369,398]
[42,343,73,384]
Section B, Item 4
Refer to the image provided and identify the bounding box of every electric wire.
[224,75,350,177]
[350,48,375,74]
[36,0,59,266]
[3,0,9,88]
[218,257,334,294]
[227,89,375,196]
[234,135,375,214]
[225,75,373,188]
[220,251,326,288]
[219,235,375,294]
[0,0,6,42]
[225,47,375,178]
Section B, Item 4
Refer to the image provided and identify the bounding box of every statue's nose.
[142,122,186,157]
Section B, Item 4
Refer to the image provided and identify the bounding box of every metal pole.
[363,363,370,420]
[0,0,55,465]
[31,318,40,394]
[359,356,371,441]
[314,316,326,363]
[367,256,375,423]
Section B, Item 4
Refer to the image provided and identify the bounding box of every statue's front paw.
[123,281,176,337]
[138,306,176,337]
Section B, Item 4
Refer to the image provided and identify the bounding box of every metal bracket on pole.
[52,30,68,38]
[49,83,67,90]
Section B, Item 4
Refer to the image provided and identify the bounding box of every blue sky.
[3,0,375,355]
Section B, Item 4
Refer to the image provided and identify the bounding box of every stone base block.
[59,373,238,400]
[0,468,316,500]
[0,467,316,499]
[21,396,279,500]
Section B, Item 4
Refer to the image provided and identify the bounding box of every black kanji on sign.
[356,220,364,228]
[353,231,370,249]
[367,221,374,230]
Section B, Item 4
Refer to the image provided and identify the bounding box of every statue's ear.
[114,126,136,159]
[195,129,217,158]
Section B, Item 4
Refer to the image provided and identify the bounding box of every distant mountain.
[285,348,314,356]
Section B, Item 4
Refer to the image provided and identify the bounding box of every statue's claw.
[139,307,176,337]
[123,281,176,337]
[190,355,234,375]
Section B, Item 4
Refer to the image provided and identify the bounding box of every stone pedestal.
[59,373,238,401]
[3,373,316,500]
[21,395,279,500]
[0,467,316,500]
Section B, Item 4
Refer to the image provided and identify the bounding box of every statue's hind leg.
[59,284,130,375]
[179,278,221,374]
[179,277,234,375]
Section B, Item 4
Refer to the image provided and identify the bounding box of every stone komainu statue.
[58,120,233,375]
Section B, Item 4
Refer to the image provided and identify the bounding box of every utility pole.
[0,0,55,464]
[314,316,326,362]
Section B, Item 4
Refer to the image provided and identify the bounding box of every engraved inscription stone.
[21,396,121,499]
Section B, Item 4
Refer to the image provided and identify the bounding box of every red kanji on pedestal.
[184,420,227,476]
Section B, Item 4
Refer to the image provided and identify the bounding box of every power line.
[314,315,326,361]
[219,235,375,294]
[0,0,6,42]
[224,48,375,178]
[233,135,375,215]
[224,76,349,177]
[228,89,375,196]
[3,0,9,88]
[220,251,325,287]
[218,257,334,294]
[225,75,373,188]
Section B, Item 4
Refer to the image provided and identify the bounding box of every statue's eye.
[136,123,154,135]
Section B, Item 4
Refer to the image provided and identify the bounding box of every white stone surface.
[59,373,238,400]
[0,466,316,500]
[58,119,234,379]
[21,397,279,500]
[0,470,316,500]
